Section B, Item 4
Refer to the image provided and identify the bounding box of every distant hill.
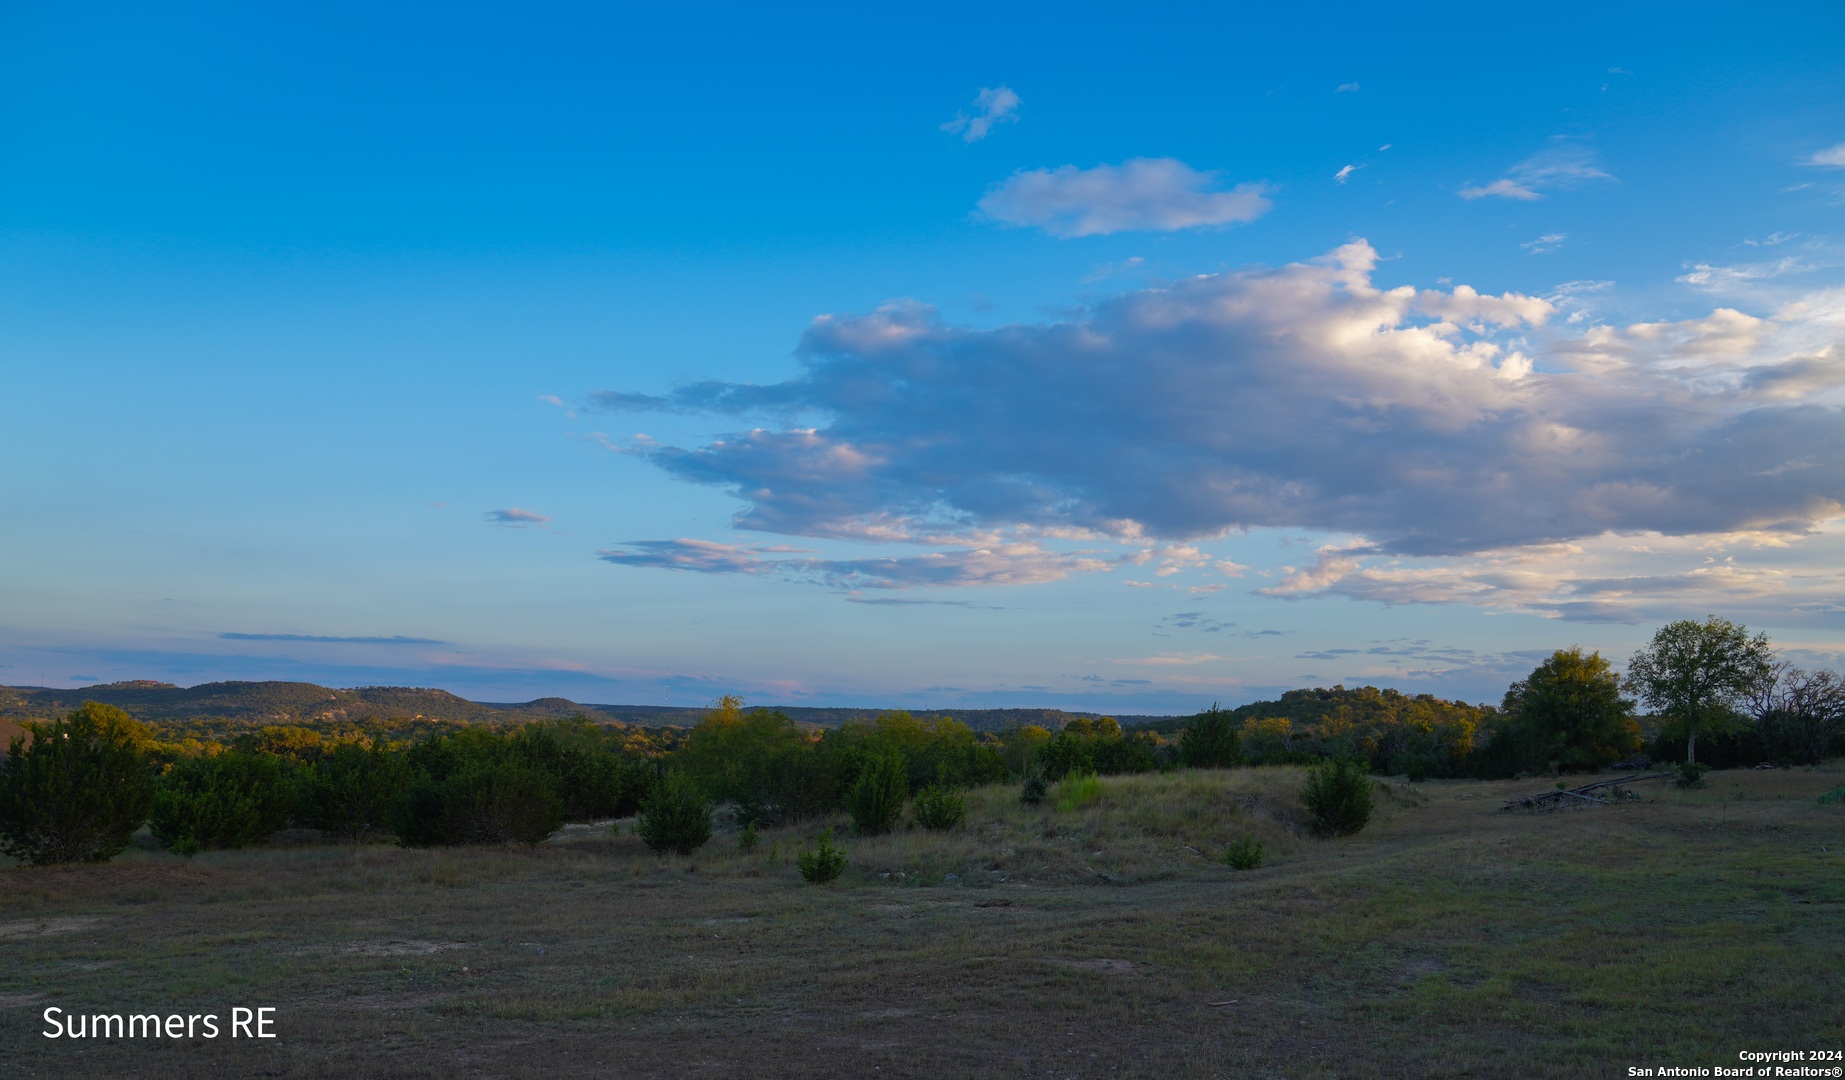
[0,680,1183,735]
[1126,684,1492,735]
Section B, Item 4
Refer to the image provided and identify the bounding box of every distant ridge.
[0,680,1180,734]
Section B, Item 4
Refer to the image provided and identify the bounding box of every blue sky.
[5,1,1845,712]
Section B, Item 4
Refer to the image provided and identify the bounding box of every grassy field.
[3,766,1841,1078]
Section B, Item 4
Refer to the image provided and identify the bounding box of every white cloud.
[1081,255,1146,284]
[1810,142,1845,167]
[1334,164,1358,184]
[1522,233,1567,254]
[1253,524,1845,626]
[941,86,1021,143]
[1336,82,1360,93]
[597,240,1845,594]
[977,158,1271,237]
[1461,144,1614,200]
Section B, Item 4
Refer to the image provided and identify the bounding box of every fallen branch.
[1568,772,1675,795]
[1502,772,1675,812]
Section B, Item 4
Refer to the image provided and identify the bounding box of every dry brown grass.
[2,765,1842,1078]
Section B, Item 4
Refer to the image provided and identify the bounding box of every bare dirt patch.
[0,916,101,940]
[295,939,470,957]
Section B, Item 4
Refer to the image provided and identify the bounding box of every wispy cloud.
[843,596,1003,608]
[1809,142,1845,167]
[598,538,1107,590]
[1522,232,1567,254]
[1544,278,1615,324]
[1677,257,1816,290]
[978,158,1271,237]
[486,508,550,528]
[536,394,578,419]
[1460,144,1614,200]
[219,633,446,645]
[1335,82,1360,93]
[1164,611,1231,633]
[597,538,794,575]
[941,86,1021,143]
[1334,164,1359,184]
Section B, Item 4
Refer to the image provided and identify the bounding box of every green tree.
[1626,617,1775,766]
[825,711,1009,793]
[0,702,156,865]
[1500,648,1641,773]
[997,724,1051,778]
[678,699,838,826]
[301,743,416,841]
[389,762,564,846]
[847,750,907,835]
[509,719,652,821]
[1033,716,1157,781]
[149,750,299,855]
[635,769,713,855]
[1178,704,1243,769]
[1300,758,1373,838]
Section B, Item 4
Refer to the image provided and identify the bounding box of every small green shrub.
[797,827,847,884]
[0,703,156,866]
[1816,783,1845,806]
[150,750,299,855]
[1054,771,1103,812]
[911,775,967,831]
[1019,771,1048,806]
[1301,758,1374,838]
[1223,835,1265,870]
[737,821,759,851]
[636,769,713,855]
[848,751,907,836]
[1675,761,1710,789]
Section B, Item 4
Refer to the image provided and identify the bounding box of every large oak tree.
[1625,617,1774,766]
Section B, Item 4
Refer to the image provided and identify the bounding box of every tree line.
[1,616,1839,867]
